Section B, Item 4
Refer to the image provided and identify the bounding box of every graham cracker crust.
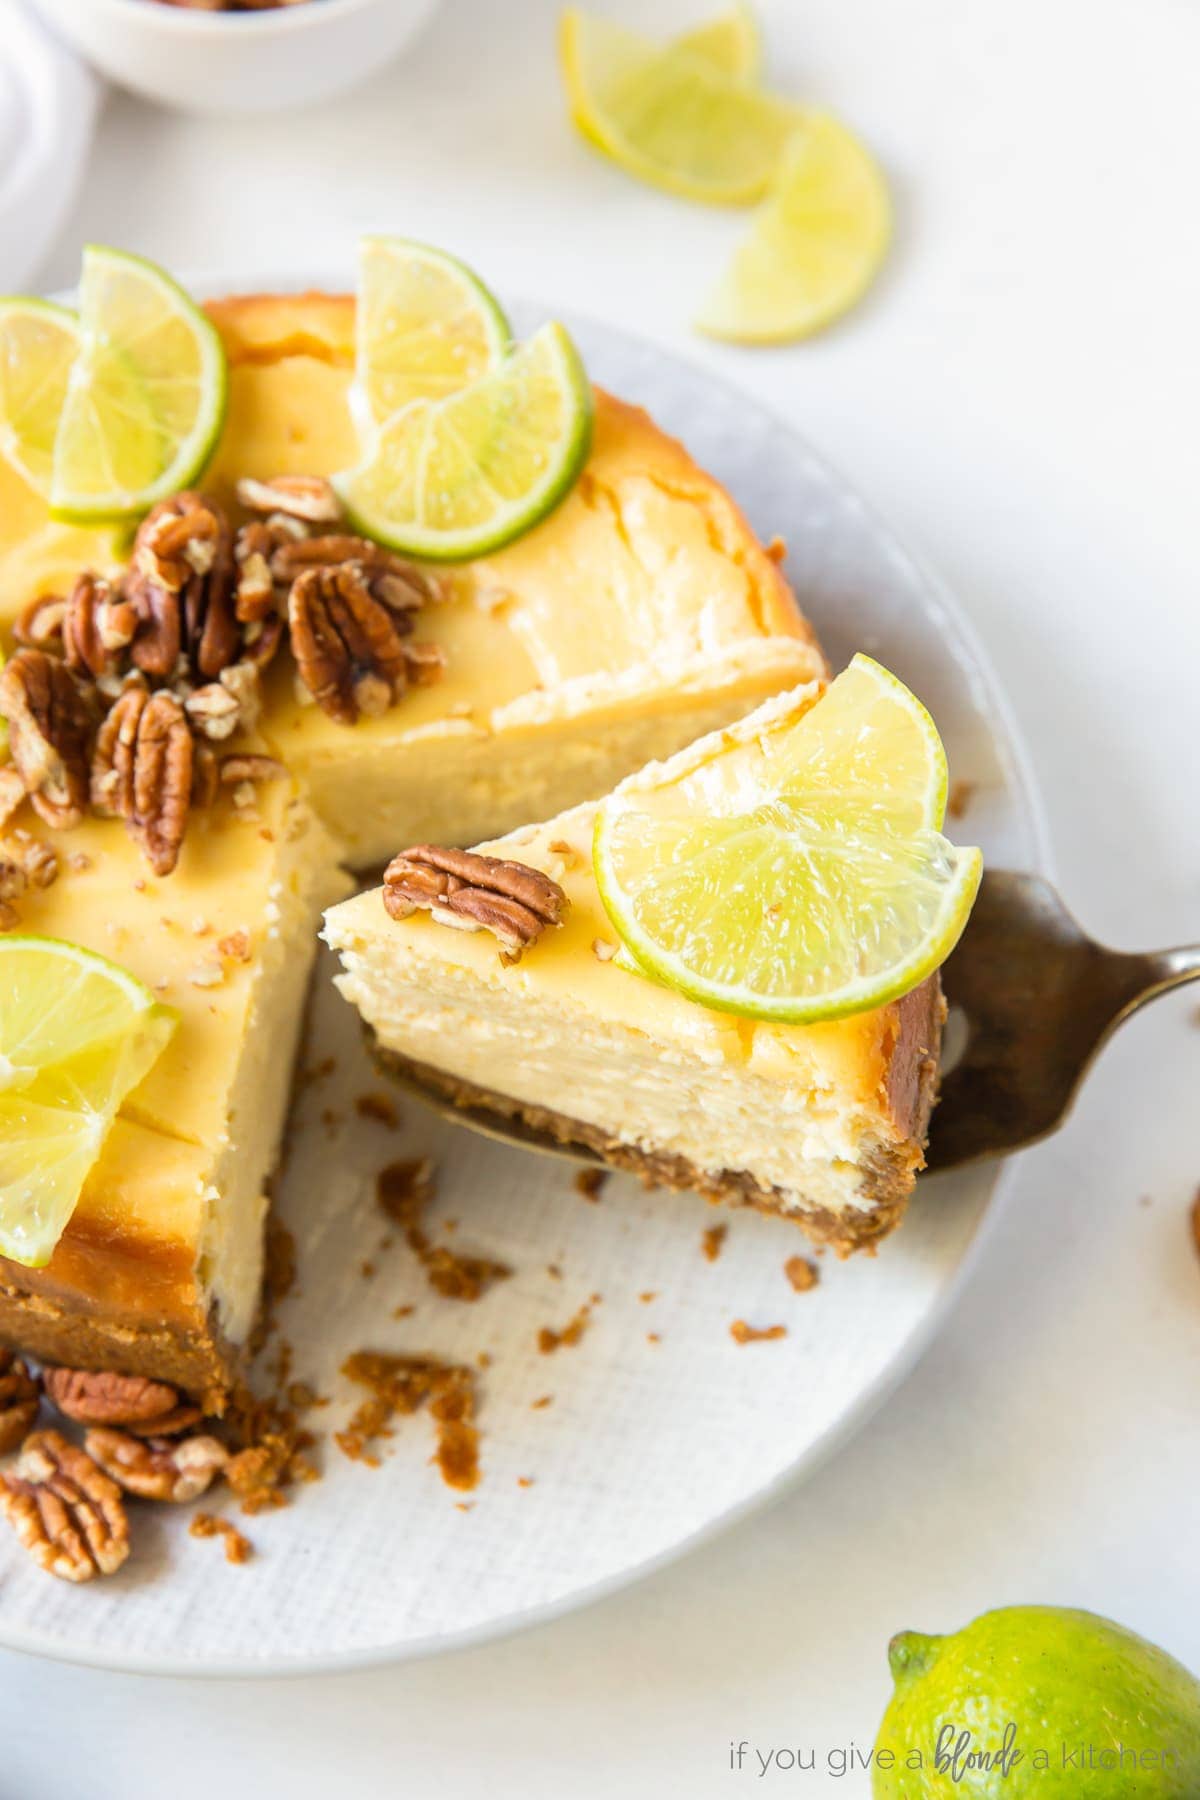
[0,1283,235,1414]
[372,988,942,1259]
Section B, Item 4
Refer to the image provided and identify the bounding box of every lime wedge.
[0,936,177,1267]
[593,656,982,1024]
[335,321,593,562]
[559,8,799,205]
[696,113,891,342]
[355,237,511,428]
[0,298,80,497]
[676,5,761,82]
[49,245,227,524]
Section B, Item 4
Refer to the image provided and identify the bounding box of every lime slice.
[593,655,982,1024]
[0,298,80,497]
[676,4,761,82]
[696,113,891,342]
[335,321,593,562]
[50,245,227,524]
[559,9,799,205]
[0,936,176,1267]
[355,237,511,428]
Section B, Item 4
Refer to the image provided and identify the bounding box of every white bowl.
[27,0,441,116]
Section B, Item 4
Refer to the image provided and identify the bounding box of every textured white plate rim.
[2,1168,1027,1683]
[2,282,1051,1680]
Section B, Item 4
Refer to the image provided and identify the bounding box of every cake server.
[383,870,1200,1174]
[924,869,1200,1169]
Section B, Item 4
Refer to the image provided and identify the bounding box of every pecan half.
[0,827,55,926]
[0,828,59,924]
[91,685,194,876]
[12,593,68,651]
[219,753,287,787]
[84,1428,228,1502]
[0,766,26,831]
[232,520,283,623]
[236,474,343,525]
[133,490,224,592]
[0,844,22,922]
[184,659,262,742]
[41,1364,185,1428]
[121,1405,204,1439]
[232,511,310,620]
[61,574,137,682]
[289,563,416,724]
[240,611,286,669]
[0,650,92,828]
[383,845,569,956]
[130,493,242,681]
[0,1351,40,1456]
[0,1430,129,1581]
[273,535,445,616]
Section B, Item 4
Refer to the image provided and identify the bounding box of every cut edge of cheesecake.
[0,788,349,1410]
[369,978,942,1256]
[324,781,947,1259]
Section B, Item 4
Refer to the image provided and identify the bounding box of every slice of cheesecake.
[0,781,346,1408]
[324,777,945,1260]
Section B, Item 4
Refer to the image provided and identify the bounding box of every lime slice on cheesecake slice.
[593,655,982,1024]
[335,320,593,562]
[559,8,798,205]
[0,298,80,496]
[696,113,891,342]
[355,237,512,427]
[0,937,177,1267]
[50,245,227,524]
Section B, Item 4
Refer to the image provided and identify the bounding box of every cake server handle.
[928,870,1200,1171]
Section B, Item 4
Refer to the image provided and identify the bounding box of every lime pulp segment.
[335,320,594,562]
[560,9,800,206]
[355,237,512,426]
[675,5,761,82]
[593,656,982,1023]
[696,112,892,343]
[49,245,227,523]
[0,298,80,496]
[0,936,177,1267]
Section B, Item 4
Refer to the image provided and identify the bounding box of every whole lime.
[872,1606,1200,1796]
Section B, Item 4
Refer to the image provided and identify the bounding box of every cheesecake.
[324,715,945,1257]
[205,294,826,863]
[0,288,825,1401]
[0,784,345,1408]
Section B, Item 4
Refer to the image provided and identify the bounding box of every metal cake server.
[383,871,1200,1174]
[925,870,1200,1169]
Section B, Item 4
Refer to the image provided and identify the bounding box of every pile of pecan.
[383,844,569,961]
[0,476,445,888]
[0,1356,230,1583]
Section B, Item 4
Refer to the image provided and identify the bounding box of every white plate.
[0,301,1047,1675]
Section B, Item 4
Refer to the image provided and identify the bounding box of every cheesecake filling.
[325,798,944,1243]
[197,802,349,1345]
[333,939,913,1216]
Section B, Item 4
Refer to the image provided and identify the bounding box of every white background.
[2,0,1199,1792]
